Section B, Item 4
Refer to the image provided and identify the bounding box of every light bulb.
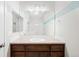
[27,6,48,15]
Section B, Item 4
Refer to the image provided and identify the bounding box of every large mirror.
[12,1,55,39]
[19,1,55,37]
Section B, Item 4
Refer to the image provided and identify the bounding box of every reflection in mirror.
[12,11,23,32]
[19,1,54,36]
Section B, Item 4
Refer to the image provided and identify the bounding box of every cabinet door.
[11,52,25,57]
[51,52,64,57]
[26,52,50,57]
[51,44,64,51]
[26,52,39,57]
[39,52,50,57]
[25,45,50,51]
[11,44,25,51]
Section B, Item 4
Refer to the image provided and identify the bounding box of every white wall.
[0,1,5,57]
[55,1,79,57]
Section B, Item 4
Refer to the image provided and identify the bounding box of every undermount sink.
[27,35,47,42]
[30,38,45,42]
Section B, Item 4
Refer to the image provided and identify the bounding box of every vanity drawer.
[26,52,50,57]
[51,52,64,57]
[26,52,39,57]
[51,44,64,51]
[11,44,25,51]
[11,52,25,57]
[25,45,50,51]
[39,52,50,57]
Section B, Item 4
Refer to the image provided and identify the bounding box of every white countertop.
[10,39,65,44]
[10,35,65,44]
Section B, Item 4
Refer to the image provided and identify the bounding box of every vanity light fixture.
[26,6,48,15]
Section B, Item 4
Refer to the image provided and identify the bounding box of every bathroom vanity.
[10,39,65,57]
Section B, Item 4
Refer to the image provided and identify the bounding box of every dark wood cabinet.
[10,44,65,57]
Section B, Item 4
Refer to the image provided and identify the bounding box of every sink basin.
[30,38,45,42]
[28,35,47,42]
